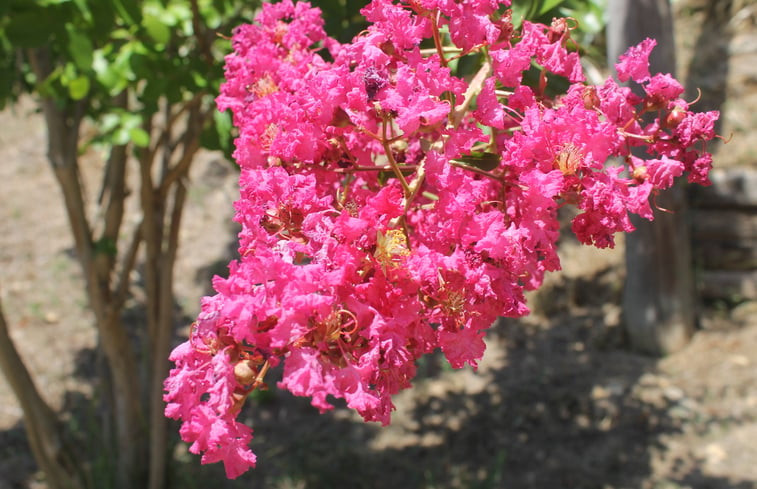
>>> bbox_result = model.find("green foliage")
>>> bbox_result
[309,0,369,43]
[512,0,608,62]
[0,0,260,155]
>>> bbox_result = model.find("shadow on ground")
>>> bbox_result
[164,264,756,489]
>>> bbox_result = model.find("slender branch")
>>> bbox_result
[404,158,426,212]
[160,99,173,182]
[380,115,412,196]
[113,221,143,311]
[189,0,214,65]
[139,121,161,349]
[141,93,201,181]
[451,59,492,127]
[420,47,463,56]
[100,142,127,244]
[430,12,448,67]
[332,164,418,173]
[450,159,503,182]
[0,296,84,489]
[147,181,187,489]
[96,93,130,278]
[158,100,207,198]
[159,133,201,199]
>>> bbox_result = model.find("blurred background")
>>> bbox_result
[0,0,756,488]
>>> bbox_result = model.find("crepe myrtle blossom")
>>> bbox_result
[164,0,719,478]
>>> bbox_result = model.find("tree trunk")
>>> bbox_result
[608,0,695,354]
[28,46,146,488]
[145,100,204,489]
[0,297,84,489]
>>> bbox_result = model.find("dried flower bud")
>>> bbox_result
[234,360,256,386]
[582,86,600,110]
[548,18,569,43]
[632,165,648,181]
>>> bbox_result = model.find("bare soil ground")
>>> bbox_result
[1,2,757,488]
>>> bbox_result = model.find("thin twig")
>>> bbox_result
[451,59,492,127]
[113,222,143,311]
[380,115,412,196]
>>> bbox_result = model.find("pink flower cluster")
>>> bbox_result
[164,0,718,478]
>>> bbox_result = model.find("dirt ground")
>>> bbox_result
[1,1,757,488]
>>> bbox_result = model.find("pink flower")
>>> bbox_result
[644,73,684,101]
[439,326,486,369]
[615,38,656,83]
[491,44,532,87]
[167,0,718,478]
[643,155,685,189]
[475,78,505,128]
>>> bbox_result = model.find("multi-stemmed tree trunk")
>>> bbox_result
[0,299,84,489]
[0,47,210,489]
[608,0,696,354]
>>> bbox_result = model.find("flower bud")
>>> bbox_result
[632,165,648,181]
[582,86,600,110]
[548,18,569,43]
[234,360,256,386]
[664,106,685,128]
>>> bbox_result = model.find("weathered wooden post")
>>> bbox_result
[608,0,695,354]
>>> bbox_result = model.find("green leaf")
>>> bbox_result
[201,108,232,154]
[93,43,137,95]
[67,75,90,99]
[4,9,57,47]
[454,152,501,171]
[214,110,232,147]
[142,13,171,44]
[36,65,64,98]
[112,127,129,145]
[537,0,566,16]
[166,2,193,26]
[139,76,167,110]
[36,0,72,6]
[66,26,94,70]
[71,0,92,23]
[112,0,141,25]
[509,2,530,27]
[89,1,116,40]
[129,127,150,147]
[191,71,208,89]
[99,113,120,134]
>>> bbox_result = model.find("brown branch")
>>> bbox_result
[28,49,94,268]
[158,101,208,198]
[332,164,418,173]
[28,46,144,489]
[141,96,198,174]
[451,59,492,128]
[450,159,504,182]
[139,132,161,350]
[147,180,187,489]
[189,0,214,65]
[380,114,412,196]
[113,221,143,311]
[95,93,130,280]
[430,12,448,67]
[0,295,84,489]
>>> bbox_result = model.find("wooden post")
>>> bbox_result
[608,0,695,354]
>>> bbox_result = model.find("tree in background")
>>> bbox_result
[0,1,254,488]
[607,0,696,354]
